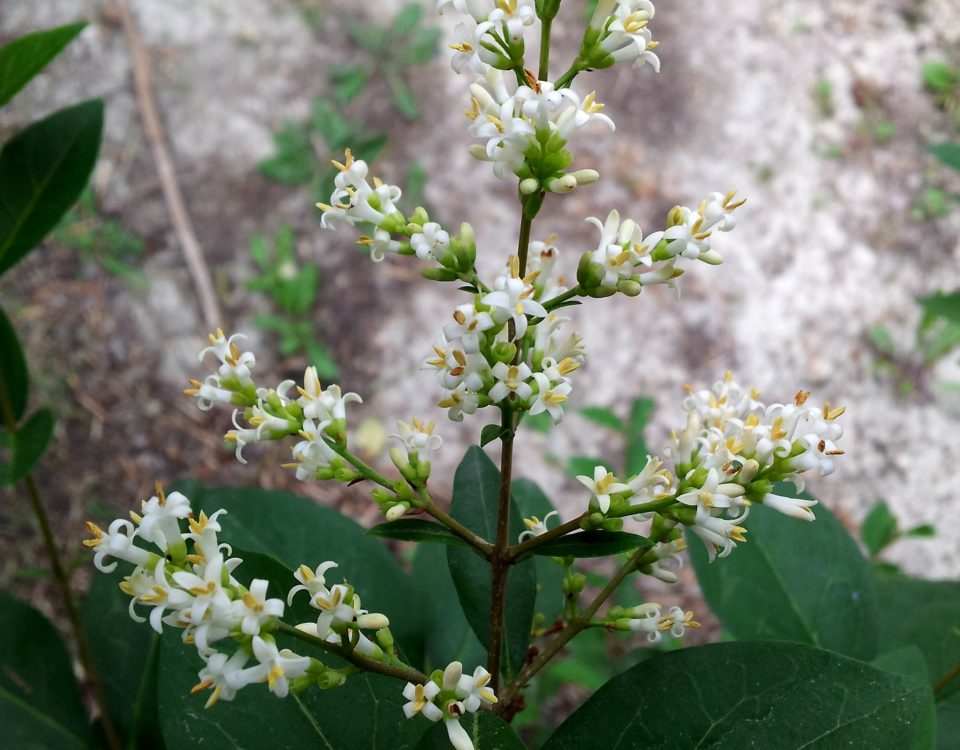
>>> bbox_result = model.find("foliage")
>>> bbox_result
[53,187,146,284]
[247,226,338,380]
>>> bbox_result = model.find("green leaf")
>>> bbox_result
[329,63,371,104]
[400,28,442,65]
[157,549,426,748]
[311,99,353,146]
[415,711,525,749]
[0,23,86,107]
[924,61,958,93]
[368,518,471,548]
[0,589,93,748]
[876,574,960,698]
[867,324,897,357]
[512,479,563,625]
[83,568,164,748]
[930,142,960,173]
[387,70,420,120]
[7,407,54,484]
[446,447,536,679]
[306,341,339,382]
[625,396,654,475]
[579,405,622,431]
[411,544,486,673]
[0,304,27,422]
[0,99,104,276]
[906,523,936,538]
[542,641,934,750]
[259,123,313,184]
[179,484,427,666]
[918,290,960,325]
[862,499,899,556]
[392,4,424,36]
[688,497,879,660]
[626,396,655,435]
[532,530,652,559]
[480,424,507,447]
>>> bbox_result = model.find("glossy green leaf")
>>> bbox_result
[876,574,960,697]
[177,484,427,666]
[918,290,960,325]
[862,499,899,556]
[7,407,54,483]
[531,530,651,559]
[512,479,563,625]
[480,424,507,447]
[688,498,879,660]
[368,518,470,548]
[0,590,93,748]
[542,641,933,750]
[930,142,960,173]
[415,711,525,749]
[0,99,104,276]
[0,304,27,421]
[446,447,536,679]
[0,23,86,107]
[83,568,164,749]
[411,544,486,672]
[579,405,622,431]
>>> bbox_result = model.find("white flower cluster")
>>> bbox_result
[588,0,661,72]
[580,192,745,297]
[424,253,585,424]
[439,0,536,75]
[316,149,404,240]
[184,329,258,411]
[84,488,311,706]
[670,372,845,560]
[402,661,498,750]
[465,69,613,179]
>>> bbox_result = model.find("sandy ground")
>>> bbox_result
[2,0,960,628]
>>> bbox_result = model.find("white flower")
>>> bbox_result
[762,493,817,521]
[122,558,193,633]
[411,222,452,261]
[358,228,402,262]
[627,456,674,507]
[193,649,252,707]
[184,509,230,565]
[689,508,749,562]
[576,466,631,514]
[657,606,700,638]
[626,602,662,642]
[402,681,442,721]
[518,510,559,542]
[224,409,260,464]
[438,383,480,422]
[287,561,339,605]
[296,366,362,423]
[528,372,571,424]
[199,330,256,385]
[443,304,494,353]
[449,22,492,75]
[135,488,192,552]
[601,4,660,72]
[171,554,234,646]
[288,419,338,481]
[84,519,156,573]
[184,374,234,411]
[251,635,310,698]
[700,190,745,232]
[675,468,745,525]
[489,362,533,403]
[482,258,547,340]
[392,418,443,455]
[234,579,285,636]
[317,150,403,231]
[423,336,489,391]
[456,665,499,712]
[444,718,474,750]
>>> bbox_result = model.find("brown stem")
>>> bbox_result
[26,474,123,750]
[423,500,494,559]
[278,622,428,684]
[934,661,960,695]
[498,545,647,711]
[507,513,587,560]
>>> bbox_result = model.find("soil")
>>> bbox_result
[2,0,960,671]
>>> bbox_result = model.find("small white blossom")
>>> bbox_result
[411,222,452,261]
[402,681,442,721]
[528,372,571,424]
[443,304,494,353]
[488,362,533,403]
[576,466,631,514]
[287,561,339,605]
[518,510,559,542]
[234,579,285,636]
[456,665,498,712]
[438,383,480,422]
[392,418,443,455]
[482,257,547,339]
[251,635,310,699]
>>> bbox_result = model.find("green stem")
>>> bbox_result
[325,440,396,489]
[542,285,582,311]
[538,15,553,81]
[277,622,429,684]
[498,544,648,711]
[554,61,584,89]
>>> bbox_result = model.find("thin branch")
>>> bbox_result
[507,513,587,560]
[422,499,494,559]
[934,661,960,696]
[117,0,222,330]
[498,545,647,711]
[277,622,428,684]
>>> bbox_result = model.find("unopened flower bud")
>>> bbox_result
[519,178,540,195]
[357,612,390,630]
[546,175,577,193]
[467,144,487,160]
[570,168,600,186]
[698,249,724,265]
[386,503,409,522]
[618,279,643,297]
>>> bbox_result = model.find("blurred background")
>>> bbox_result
[2,0,960,674]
